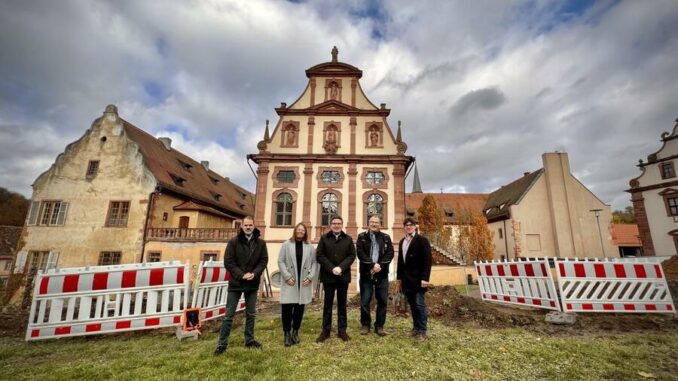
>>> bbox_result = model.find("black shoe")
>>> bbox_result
[316,330,330,343]
[338,332,351,342]
[213,346,226,356]
[284,331,293,347]
[245,340,262,349]
[291,329,300,345]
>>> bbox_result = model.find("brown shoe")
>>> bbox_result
[410,329,417,337]
[360,326,370,335]
[375,327,386,337]
[415,333,427,342]
[316,330,330,343]
[338,332,351,342]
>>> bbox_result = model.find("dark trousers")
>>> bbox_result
[322,282,349,333]
[281,303,306,331]
[404,289,427,333]
[359,276,389,329]
[217,289,257,348]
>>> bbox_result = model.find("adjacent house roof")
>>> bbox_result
[483,169,544,222]
[0,225,21,259]
[610,224,641,247]
[121,120,255,218]
[405,193,489,224]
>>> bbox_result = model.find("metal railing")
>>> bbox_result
[146,228,237,242]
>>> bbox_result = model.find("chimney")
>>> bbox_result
[201,161,209,171]
[159,137,172,151]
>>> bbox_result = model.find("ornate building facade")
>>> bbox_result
[249,48,414,280]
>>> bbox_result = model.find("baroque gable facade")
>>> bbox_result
[628,118,678,256]
[249,48,414,278]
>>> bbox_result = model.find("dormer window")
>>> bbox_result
[209,177,219,186]
[211,192,222,201]
[178,160,193,172]
[443,208,454,218]
[170,173,186,187]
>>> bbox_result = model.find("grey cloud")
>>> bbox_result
[450,87,506,117]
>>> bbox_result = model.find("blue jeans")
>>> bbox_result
[404,290,427,334]
[359,276,389,329]
[217,289,257,348]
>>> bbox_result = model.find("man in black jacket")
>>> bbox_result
[214,216,268,355]
[397,217,432,342]
[356,215,394,336]
[315,215,356,343]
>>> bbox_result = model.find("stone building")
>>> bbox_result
[628,118,678,256]
[248,47,414,283]
[484,152,615,259]
[13,105,253,276]
[0,226,21,287]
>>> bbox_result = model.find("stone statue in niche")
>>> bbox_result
[323,126,338,154]
[329,82,339,100]
[369,130,379,147]
[285,127,296,146]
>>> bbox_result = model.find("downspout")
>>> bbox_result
[140,185,161,263]
[503,218,509,260]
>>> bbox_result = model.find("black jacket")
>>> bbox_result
[316,230,356,284]
[397,234,432,293]
[356,230,394,280]
[223,228,269,291]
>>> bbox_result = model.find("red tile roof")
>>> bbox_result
[121,120,255,218]
[610,224,641,247]
[405,193,489,224]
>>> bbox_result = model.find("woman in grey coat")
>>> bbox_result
[277,222,317,346]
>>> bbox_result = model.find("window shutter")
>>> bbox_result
[27,201,40,225]
[46,251,60,270]
[56,202,69,225]
[14,250,28,273]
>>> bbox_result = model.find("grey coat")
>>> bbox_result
[277,239,317,305]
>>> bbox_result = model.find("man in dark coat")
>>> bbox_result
[356,215,394,336]
[315,215,356,343]
[397,217,432,342]
[214,216,268,355]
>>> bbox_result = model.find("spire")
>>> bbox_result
[264,119,270,141]
[396,120,402,142]
[412,162,422,193]
[331,46,338,62]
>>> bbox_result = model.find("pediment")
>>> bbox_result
[309,100,359,112]
[658,187,678,196]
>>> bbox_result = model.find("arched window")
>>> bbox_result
[321,193,338,226]
[366,193,383,222]
[276,192,293,226]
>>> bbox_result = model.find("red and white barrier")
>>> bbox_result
[557,258,675,313]
[475,259,560,311]
[192,260,245,322]
[26,261,189,341]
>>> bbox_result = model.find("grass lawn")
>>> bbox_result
[1,307,676,381]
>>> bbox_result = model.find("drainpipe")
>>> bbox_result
[140,185,161,263]
[503,219,509,260]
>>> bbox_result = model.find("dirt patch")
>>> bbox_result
[420,285,678,336]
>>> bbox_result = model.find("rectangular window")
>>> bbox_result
[147,252,161,263]
[99,251,122,266]
[86,160,100,177]
[366,171,385,185]
[661,162,676,179]
[38,201,69,226]
[27,200,40,225]
[28,251,50,272]
[4,261,11,271]
[668,197,678,216]
[498,228,503,239]
[320,170,340,184]
[106,201,130,227]
[276,170,296,183]
[202,252,218,262]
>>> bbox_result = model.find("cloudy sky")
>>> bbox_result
[1,0,677,210]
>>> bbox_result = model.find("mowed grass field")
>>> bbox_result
[1,307,677,381]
